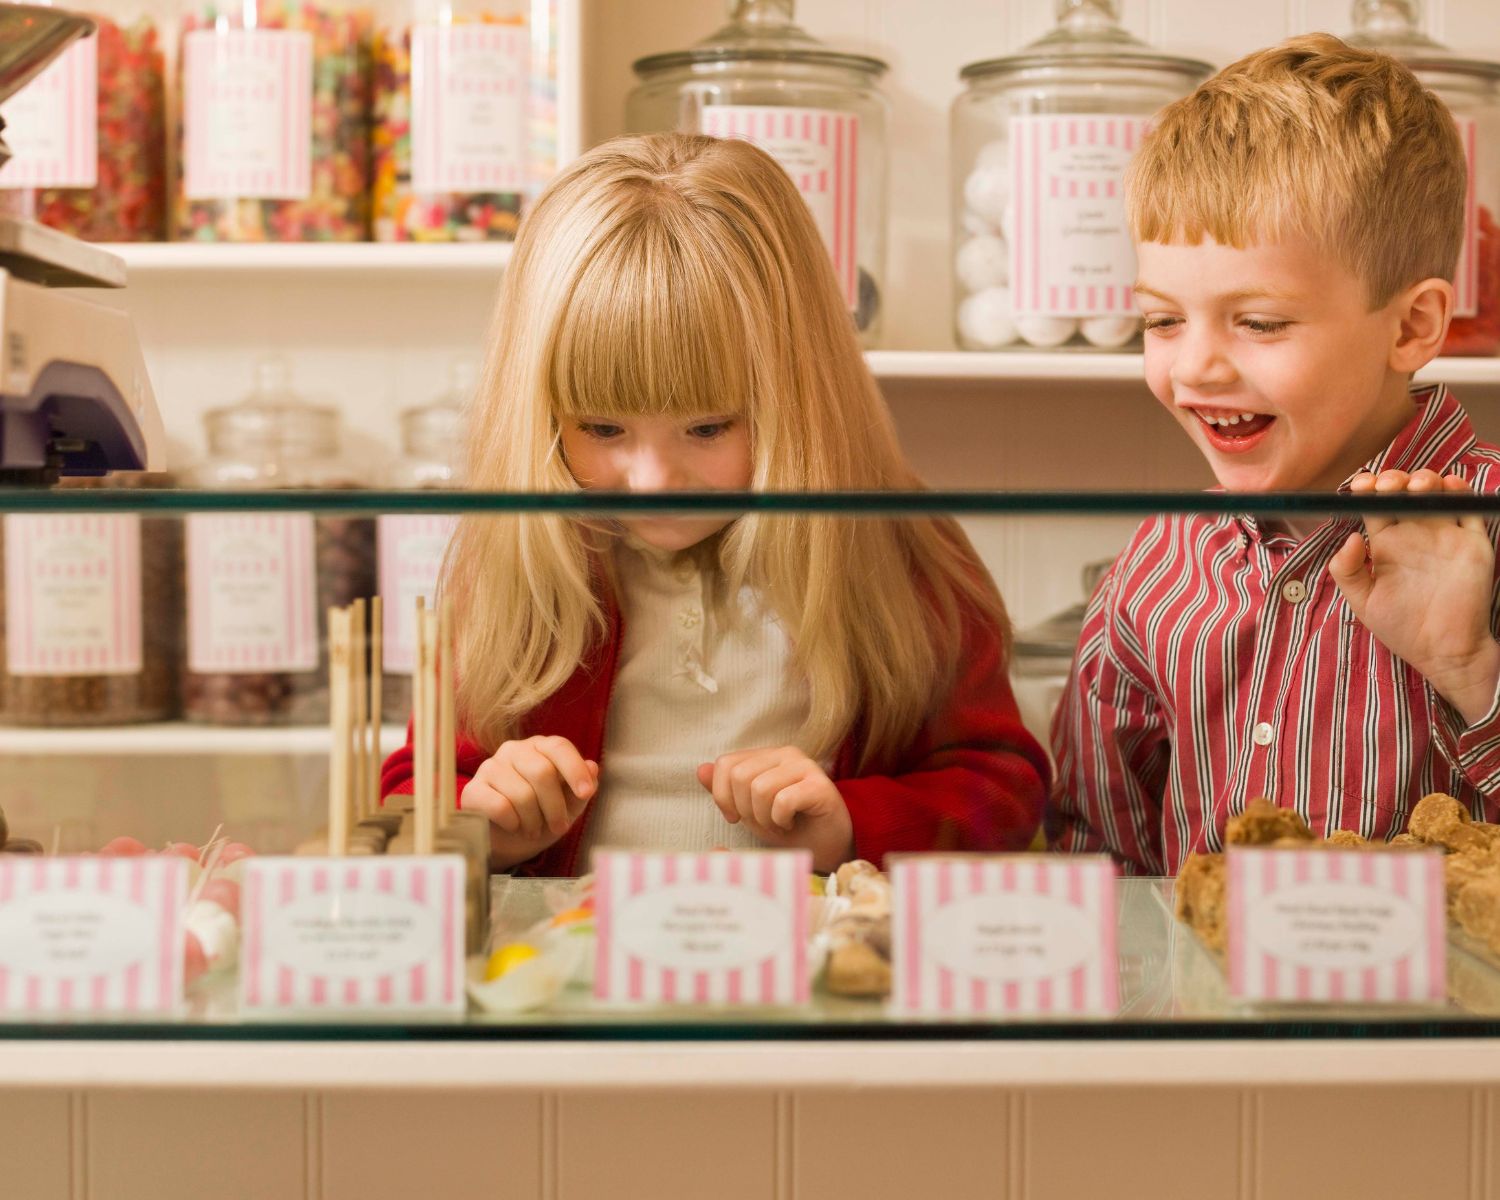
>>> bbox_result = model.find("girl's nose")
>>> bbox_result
[625,447,679,492]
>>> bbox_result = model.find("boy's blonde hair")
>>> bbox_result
[447,132,1007,768]
[1127,33,1466,306]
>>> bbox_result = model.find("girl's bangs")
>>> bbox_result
[547,222,756,424]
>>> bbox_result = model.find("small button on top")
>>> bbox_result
[673,562,695,584]
[1281,579,1308,604]
[678,608,701,629]
[1252,722,1274,747]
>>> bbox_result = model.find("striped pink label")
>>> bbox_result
[4,515,142,676]
[0,856,186,1016]
[1009,114,1147,318]
[1226,848,1446,1005]
[239,856,465,1015]
[410,24,529,194]
[593,850,811,1006]
[0,36,97,190]
[890,855,1118,1017]
[187,514,318,673]
[182,29,313,200]
[1454,116,1479,319]
[700,106,859,309]
[377,515,458,673]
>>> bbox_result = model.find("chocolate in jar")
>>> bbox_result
[0,473,182,726]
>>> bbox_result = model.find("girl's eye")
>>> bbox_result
[578,422,624,440]
[1142,316,1180,333]
[1241,318,1292,335]
[687,420,732,441]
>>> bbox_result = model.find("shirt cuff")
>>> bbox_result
[1438,672,1500,794]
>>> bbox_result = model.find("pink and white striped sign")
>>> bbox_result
[187,514,318,674]
[0,35,97,190]
[1454,116,1479,319]
[377,515,458,673]
[411,23,529,195]
[593,850,811,1007]
[240,857,465,1016]
[1009,114,1147,318]
[1226,848,1446,1006]
[700,105,860,309]
[891,855,1118,1017]
[0,856,186,1018]
[182,29,313,200]
[4,514,142,676]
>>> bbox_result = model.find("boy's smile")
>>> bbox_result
[1134,236,1425,493]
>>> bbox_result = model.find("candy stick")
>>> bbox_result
[439,596,455,831]
[369,594,384,817]
[351,598,368,821]
[413,599,435,855]
[329,607,352,858]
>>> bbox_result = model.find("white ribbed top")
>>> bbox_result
[576,539,814,868]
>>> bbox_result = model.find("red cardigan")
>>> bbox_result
[380,597,1050,875]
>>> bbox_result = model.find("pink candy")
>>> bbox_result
[100,836,148,857]
[199,878,241,921]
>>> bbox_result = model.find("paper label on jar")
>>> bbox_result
[1009,115,1146,318]
[410,24,529,195]
[0,36,98,190]
[378,515,457,674]
[4,515,142,676]
[700,106,859,309]
[1226,848,1446,1005]
[182,30,313,201]
[187,514,318,673]
[1455,117,1479,319]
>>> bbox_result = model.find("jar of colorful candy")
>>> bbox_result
[950,0,1210,352]
[373,0,550,242]
[1347,0,1500,356]
[627,0,889,346]
[174,0,373,242]
[0,3,167,240]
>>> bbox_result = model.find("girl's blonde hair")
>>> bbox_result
[447,132,1007,770]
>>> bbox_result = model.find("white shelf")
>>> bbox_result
[107,242,513,276]
[0,723,406,757]
[866,351,1500,386]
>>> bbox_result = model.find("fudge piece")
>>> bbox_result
[1453,875,1500,960]
[1408,793,1498,854]
[825,911,892,997]
[1225,798,1314,847]
[1175,852,1227,952]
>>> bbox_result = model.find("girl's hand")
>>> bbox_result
[696,747,854,872]
[1330,469,1500,725]
[461,736,599,871]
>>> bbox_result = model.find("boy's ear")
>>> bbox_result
[1389,277,1454,373]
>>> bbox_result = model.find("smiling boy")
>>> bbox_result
[1049,34,1500,874]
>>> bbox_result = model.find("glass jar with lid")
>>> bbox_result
[1346,0,1500,356]
[628,0,888,345]
[379,363,468,722]
[174,0,372,242]
[950,0,1211,352]
[0,0,168,240]
[372,0,548,242]
[184,360,375,725]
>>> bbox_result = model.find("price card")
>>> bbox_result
[240,857,465,1016]
[1226,848,1446,1005]
[593,850,811,1006]
[890,855,1119,1017]
[0,856,186,1018]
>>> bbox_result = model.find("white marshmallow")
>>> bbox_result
[1080,316,1141,349]
[961,209,998,238]
[1000,202,1015,245]
[963,165,1010,227]
[957,287,1019,349]
[185,900,240,972]
[1015,315,1079,348]
[955,234,1009,293]
[975,138,1010,169]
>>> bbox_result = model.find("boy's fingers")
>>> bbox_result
[1328,531,1373,612]
[1444,473,1488,535]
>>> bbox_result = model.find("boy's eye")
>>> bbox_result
[578,422,624,440]
[687,420,733,441]
[1241,317,1292,335]
[1142,316,1180,333]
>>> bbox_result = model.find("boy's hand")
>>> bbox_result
[697,746,854,872]
[460,735,600,871]
[1329,468,1500,724]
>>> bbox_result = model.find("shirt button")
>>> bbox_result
[674,562,695,584]
[678,608,701,629]
[1281,579,1308,604]
[1252,722,1274,747]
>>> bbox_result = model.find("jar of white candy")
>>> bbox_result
[950,0,1210,352]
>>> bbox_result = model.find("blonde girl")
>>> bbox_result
[382,132,1049,874]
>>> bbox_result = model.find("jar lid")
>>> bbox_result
[959,0,1212,86]
[1346,0,1500,81]
[634,0,886,81]
[400,401,464,458]
[204,359,342,459]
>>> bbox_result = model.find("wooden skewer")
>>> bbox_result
[328,607,352,857]
[351,598,368,822]
[369,594,384,817]
[439,596,455,831]
[414,599,435,855]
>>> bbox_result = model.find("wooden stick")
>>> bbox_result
[369,594,384,818]
[351,598,367,821]
[415,604,437,855]
[329,607,352,857]
[439,596,455,830]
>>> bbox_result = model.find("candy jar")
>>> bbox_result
[184,361,374,725]
[628,0,888,345]
[950,0,1211,352]
[1346,0,1500,356]
[175,0,373,242]
[373,0,553,242]
[0,0,167,240]
[379,364,468,722]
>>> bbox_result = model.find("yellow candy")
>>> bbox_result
[484,943,539,981]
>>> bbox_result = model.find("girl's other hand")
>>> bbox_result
[462,736,599,870]
[696,747,855,872]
